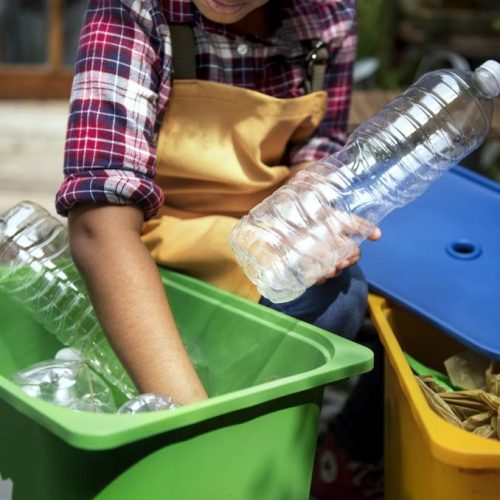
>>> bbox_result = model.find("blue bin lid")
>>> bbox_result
[360,165,500,359]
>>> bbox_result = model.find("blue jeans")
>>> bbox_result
[259,264,384,463]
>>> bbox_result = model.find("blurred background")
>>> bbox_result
[0,0,86,216]
[354,0,500,181]
[0,0,499,218]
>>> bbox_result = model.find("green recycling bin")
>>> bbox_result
[0,268,372,500]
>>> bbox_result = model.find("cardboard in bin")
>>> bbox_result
[0,268,372,500]
[361,166,500,359]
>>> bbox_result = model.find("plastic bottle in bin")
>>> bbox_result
[230,60,500,303]
[0,201,137,398]
[11,358,117,413]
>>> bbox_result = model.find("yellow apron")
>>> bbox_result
[141,79,327,301]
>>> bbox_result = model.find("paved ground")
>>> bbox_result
[0,100,68,217]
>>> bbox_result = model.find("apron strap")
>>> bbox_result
[169,23,328,92]
[304,40,329,93]
[169,23,197,79]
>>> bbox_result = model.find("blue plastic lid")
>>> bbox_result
[360,166,500,359]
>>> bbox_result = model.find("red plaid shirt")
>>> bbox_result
[56,0,357,220]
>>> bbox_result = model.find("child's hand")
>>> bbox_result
[316,225,381,285]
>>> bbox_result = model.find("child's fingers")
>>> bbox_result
[367,226,382,241]
[313,215,380,286]
[315,247,362,285]
[327,211,379,241]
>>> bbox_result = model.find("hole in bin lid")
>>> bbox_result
[445,239,482,260]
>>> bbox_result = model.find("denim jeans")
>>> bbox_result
[259,264,384,463]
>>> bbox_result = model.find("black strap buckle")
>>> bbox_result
[305,40,328,93]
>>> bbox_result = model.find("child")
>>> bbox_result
[56,0,382,497]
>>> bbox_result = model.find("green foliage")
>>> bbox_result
[356,0,387,61]
[356,0,500,90]
[356,0,408,89]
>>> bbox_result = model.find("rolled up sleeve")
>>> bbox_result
[56,0,169,220]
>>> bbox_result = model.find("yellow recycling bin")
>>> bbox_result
[369,294,500,500]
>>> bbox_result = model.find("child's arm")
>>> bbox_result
[55,2,206,403]
[68,204,207,405]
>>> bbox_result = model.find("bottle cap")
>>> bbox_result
[476,60,500,98]
[55,347,83,361]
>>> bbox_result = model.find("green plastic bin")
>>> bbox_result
[0,268,372,500]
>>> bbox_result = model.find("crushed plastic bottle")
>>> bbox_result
[11,359,116,413]
[230,60,500,303]
[117,393,180,414]
[0,201,137,398]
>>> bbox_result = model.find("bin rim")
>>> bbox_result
[369,293,500,470]
[0,271,373,451]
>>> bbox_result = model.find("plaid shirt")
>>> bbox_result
[56,0,357,220]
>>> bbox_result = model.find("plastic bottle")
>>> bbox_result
[0,201,137,398]
[117,393,180,414]
[229,60,500,303]
[11,359,117,413]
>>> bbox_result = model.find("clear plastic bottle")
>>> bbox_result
[117,393,180,414]
[230,60,500,303]
[0,201,137,398]
[11,359,117,413]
